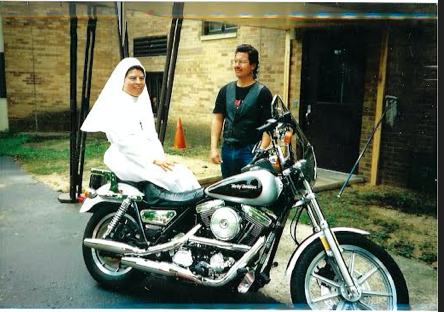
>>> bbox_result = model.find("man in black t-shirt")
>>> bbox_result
[211,44,273,178]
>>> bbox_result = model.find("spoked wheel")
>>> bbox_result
[291,233,409,310]
[82,206,144,288]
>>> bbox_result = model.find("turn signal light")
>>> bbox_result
[85,188,97,199]
[284,132,292,144]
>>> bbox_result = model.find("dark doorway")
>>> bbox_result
[146,72,163,117]
[299,27,367,173]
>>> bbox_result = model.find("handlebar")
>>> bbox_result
[257,118,278,133]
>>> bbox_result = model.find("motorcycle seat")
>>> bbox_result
[142,182,205,208]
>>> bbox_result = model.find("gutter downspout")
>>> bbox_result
[0,13,9,131]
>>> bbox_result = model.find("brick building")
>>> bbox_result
[0,2,437,191]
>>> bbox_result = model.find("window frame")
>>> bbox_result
[133,35,168,57]
[202,21,237,36]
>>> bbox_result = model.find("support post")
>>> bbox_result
[116,2,129,59]
[370,28,389,185]
[59,3,78,203]
[156,2,184,144]
[0,13,9,132]
[77,6,97,198]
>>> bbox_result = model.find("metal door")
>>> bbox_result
[300,28,367,172]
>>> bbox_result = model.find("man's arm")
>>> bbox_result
[258,86,273,150]
[260,132,271,149]
[210,113,224,164]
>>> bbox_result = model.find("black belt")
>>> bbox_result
[224,141,255,148]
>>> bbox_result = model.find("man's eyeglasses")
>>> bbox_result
[231,59,250,66]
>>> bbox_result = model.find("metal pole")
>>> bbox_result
[159,17,183,143]
[116,2,129,59]
[77,6,97,198]
[156,2,184,143]
[59,2,78,203]
[156,19,176,137]
[115,2,124,59]
[337,96,397,197]
[0,13,9,131]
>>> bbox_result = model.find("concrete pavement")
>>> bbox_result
[0,156,437,310]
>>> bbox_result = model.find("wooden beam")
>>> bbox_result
[370,28,389,185]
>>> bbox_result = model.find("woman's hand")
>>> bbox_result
[153,159,174,171]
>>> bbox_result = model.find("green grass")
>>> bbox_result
[0,132,110,175]
[0,131,210,174]
[296,185,437,266]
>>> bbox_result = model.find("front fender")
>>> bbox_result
[79,182,144,213]
[285,227,370,280]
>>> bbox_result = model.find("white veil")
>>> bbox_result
[81,57,155,135]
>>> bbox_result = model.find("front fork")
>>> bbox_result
[302,180,361,301]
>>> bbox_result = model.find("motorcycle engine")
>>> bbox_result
[196,199,274,245]
[210,207,241,241]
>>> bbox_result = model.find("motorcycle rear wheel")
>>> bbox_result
[290,232,409,310]
[82,206,144,288]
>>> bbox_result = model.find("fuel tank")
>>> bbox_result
[205,170,283,206]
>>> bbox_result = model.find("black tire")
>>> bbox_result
[290,232,409,310]
[82,205,144,288]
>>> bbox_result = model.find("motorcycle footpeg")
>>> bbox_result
[236,267,248,275]
[237,271,255,294]
[256,272,271,286]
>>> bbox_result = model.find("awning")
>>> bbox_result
[1,2,437,29]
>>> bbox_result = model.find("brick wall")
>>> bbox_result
[126,12,288,144]
[2,3,120,131]
[3,3,436,191]
[357,24,436,191]
[3,5,289,140]
[379,23,437,191]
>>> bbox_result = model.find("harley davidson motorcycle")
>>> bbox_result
[80,95,409,310]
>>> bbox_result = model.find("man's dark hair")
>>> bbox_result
[235,44,259,79]
[126,65,145,78]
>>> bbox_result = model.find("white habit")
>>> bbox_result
[81,58,200,192]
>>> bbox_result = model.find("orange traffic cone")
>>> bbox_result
[173,118,187,149]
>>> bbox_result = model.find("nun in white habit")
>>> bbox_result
[81,57,201,192]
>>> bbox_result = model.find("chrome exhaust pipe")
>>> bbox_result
[83,239,145,254]
[188,236,251,252]
[121,236,265,287]
[83,224,202,256]
[83,223,253,256]
[120,257,202,284]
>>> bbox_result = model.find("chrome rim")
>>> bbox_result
[91,212,137,277]
[304,245,397,310]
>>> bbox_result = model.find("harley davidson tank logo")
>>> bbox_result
[231,184,258,190]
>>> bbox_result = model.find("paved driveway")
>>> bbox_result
[0,156,437,310]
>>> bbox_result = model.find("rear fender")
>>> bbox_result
[285,227,370,280]
[79,182,144,213]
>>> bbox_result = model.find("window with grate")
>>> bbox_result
[203,22,237,35]
[134,36,168,57]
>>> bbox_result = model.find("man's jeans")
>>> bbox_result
[221,143,255,178]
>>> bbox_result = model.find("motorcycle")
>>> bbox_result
[80,95,409,310]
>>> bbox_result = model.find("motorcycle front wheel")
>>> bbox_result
[290,232,409,310]
[82,205,144,288]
